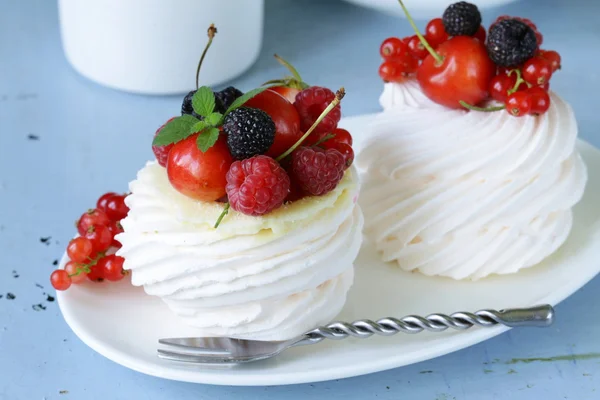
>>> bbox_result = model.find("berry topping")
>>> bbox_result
[380,37,410,59]
[64,261,87,284]
[290,147,346,196]
[506,91,532,117]
[104,194,129,221]
[167,133,233,202]
[107,220,124,249]
[425,18,449,48]
[50,270,71,291]
[77,208,110,236]
[489,73,516,103]
[98,255,127,282]
[215,86,243,111]
[487,19,537,67]
[538,50,561,72]
[442,2,482,37]
[474,25,487,42]
[528,86,551,115]
[223,107,276,160]
[322,141,354,169]
[294,86,342,135]
[96,192,118,212]
[225,155,290,216]
[181,90,216,119]
[84,224,113,254]
[67,237,94,263]
[522,57,553,86]
[152,118,176,167]
[407,35,429,60]
[379,57,418,82]
[87,262,105,282]
[264,54,309,103]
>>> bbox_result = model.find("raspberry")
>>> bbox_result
[223,107,276,160]
[487,19,537,67]
[290,147,345,196]
[215,86,243,111]
[293,87,341,135]
[152,117,176,167]
[226,155,290,216]
[442,2,482,37]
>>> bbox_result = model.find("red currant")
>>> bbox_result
[380,37,409,59]
[104,194,129,221]
[527,86,551,115]
[474,25,486,42]
[67,237,94,263]
[538,50,561,72]
[98,255,127,282]
[523,57,553,86]
[331,128,353,146]
[425,18,448,48]
[107,220,124,249]
[77,208,110,236]
[84,224,113,254]
[407,35,429,60]
[96,192,118,212]
[506,91,532,117]
[50,270,71,291]
[87,261,105,282]
[64,261,87,284]
[538,82,550,91]
[489,74,516,103]
[535,31,543,47]
[321,141,354,169]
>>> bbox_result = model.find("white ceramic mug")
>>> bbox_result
[58,0,264,94]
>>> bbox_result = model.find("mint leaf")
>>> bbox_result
[152,115,199,146]
[192,86,215,117]
[189,120,209,135]
[196,127,220,152]
[225,87,269,115]
[205,112,223,126]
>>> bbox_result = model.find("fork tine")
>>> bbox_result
[158,338,230,355]
[157,349,240,364]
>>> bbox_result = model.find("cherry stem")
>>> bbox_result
[276,88,346,162]
[397,0,443,64]
[507,69,526,95]
[214,202,230,229]
[274,54,303,83]
[460,100,506,112]
[196,24,217,89]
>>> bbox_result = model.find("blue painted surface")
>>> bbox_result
[1,0,599,398]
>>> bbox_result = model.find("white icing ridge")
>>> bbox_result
[117,162,363,340]
[358,80,587,280]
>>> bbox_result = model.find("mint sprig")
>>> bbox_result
[224,87,269,116]
[192,86,216,117]
[152,114,200,146]
[197,127,220,152]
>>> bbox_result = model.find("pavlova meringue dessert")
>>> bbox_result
[359,2,587,280]
[117,40,362,340]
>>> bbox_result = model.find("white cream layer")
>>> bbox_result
[357,80,587,280]
[117,162,363,340]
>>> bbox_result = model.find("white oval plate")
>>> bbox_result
[57,114,600,386]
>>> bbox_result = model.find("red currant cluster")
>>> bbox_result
[378,1,561,117]
[50,193,129,291]
[152,29,355,226]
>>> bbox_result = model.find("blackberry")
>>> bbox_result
[215,86,243,112]
[180,89,227,118]
[487,19,537,67]
[223,107,275,160]
[442,2,481,36]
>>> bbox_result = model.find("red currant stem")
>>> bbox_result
[460,100,506,112]
[276,88,346,162]
[507,68,526,95]
[397,0,443,64]
[274,54,303,83]
[314,133,336,147]
[213,202,230,229]
[195,24,218,90]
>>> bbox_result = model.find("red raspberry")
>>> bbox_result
[293,87,341,135]
[226,155,290,216]
[290,147,345,196]
[152,117,176,167]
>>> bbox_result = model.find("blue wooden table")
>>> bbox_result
[1,0,599,398]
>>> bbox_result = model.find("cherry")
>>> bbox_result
[107,220,124,249]
[474,25,487,42]
[522,57,553,86]
[425,18,449,48]
[489,74,516,103]
[245,89,302,158]
[50,270,71,291]
[528,86,551,115]
[98,255,127,282]
[538,50,561,72]
[380,37,410,59]
[269,86,301,103]
[64,261,87,284]
[407,35,428,60]
[96,192,118,212]
[84,224,113,254]
[104,194,129,221]
[167,133,233,202]
[77,208,110,236]
[67,237,94,263]
[506,91,532,117]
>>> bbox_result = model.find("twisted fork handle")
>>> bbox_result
[302,305,553,344]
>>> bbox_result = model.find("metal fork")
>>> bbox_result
[157,304,554,365]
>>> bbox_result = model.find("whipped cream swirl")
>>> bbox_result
[117,162,363,340]
[358,80,587,280]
